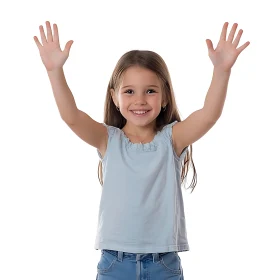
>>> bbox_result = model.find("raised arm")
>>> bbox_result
[34,21,77,122]
[172,22,250,153]
[34,21,107,150]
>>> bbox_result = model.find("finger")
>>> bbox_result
[237,41,250,54]
[53,23,60,44]
[220,22,229,41]
[39,25,47,44]
[227,23,238,42]
[33,36,43,50]
[63,40,74,55]
[206,39,214,53]
[232,29,243,47]
[46,21,53,42]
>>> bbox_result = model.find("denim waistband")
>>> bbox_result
[102,249,174,280]
[103,249,171,260]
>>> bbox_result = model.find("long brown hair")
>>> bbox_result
[98,50,197,193]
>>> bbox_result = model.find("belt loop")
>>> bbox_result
[117,251,124,262]
[152,253,159,263]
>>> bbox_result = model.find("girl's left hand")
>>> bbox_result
[206,22,250,72]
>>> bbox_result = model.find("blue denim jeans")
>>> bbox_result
[96,249,184,280]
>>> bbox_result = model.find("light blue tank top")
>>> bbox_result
[94,120,190,253]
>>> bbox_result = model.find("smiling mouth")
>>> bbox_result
[130,110,151,116]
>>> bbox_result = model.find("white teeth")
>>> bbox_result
[132,111,148,114]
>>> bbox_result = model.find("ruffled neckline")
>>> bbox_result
[118,128,160,151]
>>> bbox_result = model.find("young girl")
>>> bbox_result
[34,21,250,280]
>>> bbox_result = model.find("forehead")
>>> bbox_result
[120,66,160,86]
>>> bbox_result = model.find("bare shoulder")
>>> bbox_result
[172,109,217,158]
[65,110,108,154]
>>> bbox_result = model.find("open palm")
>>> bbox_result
[206,22,250,71]
[34,21,74,71]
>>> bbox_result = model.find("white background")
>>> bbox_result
[1,0,279,279]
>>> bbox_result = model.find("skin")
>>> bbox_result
[110,66,167,139]
[205,22,250,72]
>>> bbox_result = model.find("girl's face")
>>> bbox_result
[111,66,166,130]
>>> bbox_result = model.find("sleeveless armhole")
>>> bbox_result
[96,123,116,161]
[163,120,189,162]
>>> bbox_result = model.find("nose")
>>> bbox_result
[134,100,147,106]
[133,94,147,105]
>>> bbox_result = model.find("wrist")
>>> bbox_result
[47,67,65,79]
[213,66,231,74]
[47,67,64,74]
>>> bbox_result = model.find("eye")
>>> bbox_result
[124,89,156,94]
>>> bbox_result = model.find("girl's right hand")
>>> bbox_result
[34,21,74,71]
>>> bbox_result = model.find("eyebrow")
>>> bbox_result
[121,85,159,89]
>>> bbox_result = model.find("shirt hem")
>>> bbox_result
[94,242,190,253]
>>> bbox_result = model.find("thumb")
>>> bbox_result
[206,39,214,54]
[63,40,74,55]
